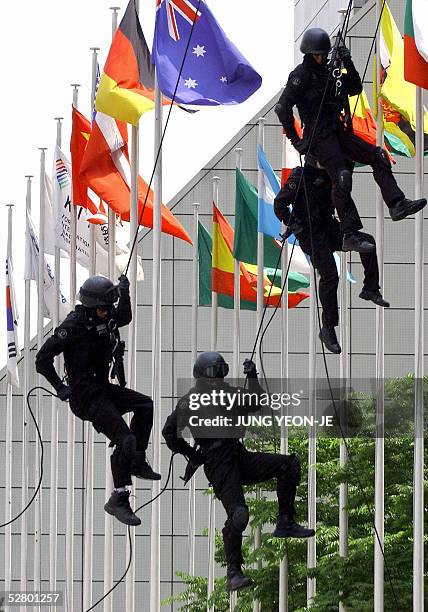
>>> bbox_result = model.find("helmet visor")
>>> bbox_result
[204,362,229,379]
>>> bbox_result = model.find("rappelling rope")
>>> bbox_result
[254,0,400,608]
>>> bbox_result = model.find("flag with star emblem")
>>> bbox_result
[70,105,96,209]
[153,0,262,105]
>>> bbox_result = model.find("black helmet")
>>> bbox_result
[193,352,229,379]
[78,275,120,308]
[300,28,331,55]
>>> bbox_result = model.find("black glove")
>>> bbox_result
[187,447,205,466]
[293,139,308,155]
[337,45,351,62]
[55,383,71,402]
[243,359,258,378]
[118,274,130,297]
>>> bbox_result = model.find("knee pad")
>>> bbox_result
[337,169,352,195]
[282,453,301,486]
[225,505,249,535]
[374,146,391,170]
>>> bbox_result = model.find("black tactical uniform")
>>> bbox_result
[36,275,159,526]
[274,163,389,353]
[275,28,426,247]
[162,352,314,592]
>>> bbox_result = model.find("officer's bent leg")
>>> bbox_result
[313,249,339,328]
[312,135,363,234]
[90,396,134,488]
[358,233,380,292]
[240,450,301,519]
[204,460,248,567]
[107,385,154,452]
[339,131,404,207]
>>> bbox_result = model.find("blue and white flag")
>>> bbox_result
[257,145,282,240]
[153,0,262,105]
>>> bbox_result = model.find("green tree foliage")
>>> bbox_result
[164,376,428,611]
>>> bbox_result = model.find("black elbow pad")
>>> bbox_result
[274,103,284,118]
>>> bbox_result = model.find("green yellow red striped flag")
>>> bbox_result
[212,204,309,309]
[95,0,155,125]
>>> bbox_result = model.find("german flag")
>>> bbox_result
[95,0,156,126]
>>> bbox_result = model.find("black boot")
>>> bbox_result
[131,452,161,480]
[342,232,376,253]
[389,197,427,221]
[104,490,141,526]
[226,564,253,592]
[359,288,390,308]
[319,326,341,354]
[273,514,315,538]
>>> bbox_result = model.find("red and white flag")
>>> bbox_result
[79,109,191,243]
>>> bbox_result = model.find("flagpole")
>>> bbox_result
[149,65,163,612]
[108,7,120,281]
[66,84,79,612]
[254,117,266,612]
[70,84,80,305]
[208,177,220,612]
[413,85,424,612]
[374,1,385,608]
[189,202,200,576]
[233,148,243,380]
[49,117,63,594]
[278,182,289,612]
[21,175,33,612]
[211,177,220,351]
[337,9,349,611]
[307,263,317,607]
[5,203,14,596]
[35,147,47,603]
[103,11,120,611]
[82,48,100,612]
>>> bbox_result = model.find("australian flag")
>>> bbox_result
[153,0,262,105]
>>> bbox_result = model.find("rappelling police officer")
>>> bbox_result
[162,352,315,593]
[36,274,160,527]
[274,159,390,354]
[275,27,427,252]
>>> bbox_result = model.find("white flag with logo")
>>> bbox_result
[25,210,70,321]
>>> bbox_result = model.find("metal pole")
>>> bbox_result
[66,84,79,612]
[35,148,47,604]
[233,148,243,380]
[189,202,200,575]
[211,177,220,351]
[5,204,14,596]
[21,176,33,612]
[108,7,120,281]
[413,85,424,611]
[337,9,349,611]
[70,84,80,307]
[49,117,63,593]
[149,70,163,612]
[307,264,317,607]
[254,118,266,612]
[103,12,120,612]
[89,47,100,278]
[207,177,220,612]
[374,1,384,608]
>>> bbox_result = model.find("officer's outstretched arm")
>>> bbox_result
[162,401,196,459]
[275,72,304,145]
[340,52,363,96]
[115,292,132,327]
[35,333,66,392]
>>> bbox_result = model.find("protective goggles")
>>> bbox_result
[203,362,229,379]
